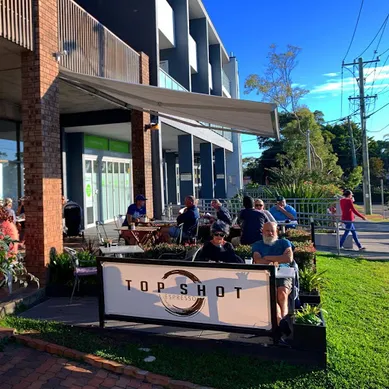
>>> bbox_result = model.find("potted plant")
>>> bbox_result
[298,268,326,305]
[0,235,39,292]
[292,304,327,354]
[235,245,252,262]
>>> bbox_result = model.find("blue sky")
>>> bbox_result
[203,0,389,157]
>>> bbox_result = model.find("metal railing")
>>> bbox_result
[164,197,338,228]
[159,67,187,91]
[0,0,33,50]
[222,69,231,95]
[58,0,140,83]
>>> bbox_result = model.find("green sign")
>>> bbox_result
[86,184,92,197]
[110,140,129,153]
[84,135,109,150]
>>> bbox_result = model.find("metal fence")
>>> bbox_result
[164,197,338,228]
[0,0,33,50]
[58,0,140,83]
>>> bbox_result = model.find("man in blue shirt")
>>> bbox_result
[211,199,232,225]
[122,195,147,226]
[239,196,268,245]
[252,222,294,324]
[169,195,200,240]
[269,196,297,223]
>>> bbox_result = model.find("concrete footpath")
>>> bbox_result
[317,221,389,261]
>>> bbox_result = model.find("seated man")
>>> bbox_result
[122,195,147,226]
[269,196,297,224]
[169,195,200,240]
[209,199,232,226]
[239,196,268,245]
[252,222,293,324]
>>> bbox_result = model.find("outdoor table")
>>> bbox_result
[99,245,144,256]
[16,217,25,223]
[117,226,160,246]
[277,220,298,234]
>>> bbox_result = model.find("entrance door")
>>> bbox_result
[84,156,98,228]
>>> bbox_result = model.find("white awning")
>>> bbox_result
[60,68,279,139]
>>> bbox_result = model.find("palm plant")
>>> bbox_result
[299,268,327,294]
[295,304,326,326]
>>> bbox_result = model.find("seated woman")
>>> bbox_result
[195,221,243,263]
[0,207,19,254]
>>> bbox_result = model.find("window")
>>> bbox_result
[0,120,23,202]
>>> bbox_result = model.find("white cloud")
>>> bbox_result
[311,65,389,95]
[323,72,338,77]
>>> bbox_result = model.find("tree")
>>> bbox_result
[245,44,323,169]
[344,166,363,190]
[323,120,362,175]
[369,157,385,186]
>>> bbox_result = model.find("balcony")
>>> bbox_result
[58,0,140,84]
[159,67,187,91]
[189,34,198,74]
[208,63,213,90]
[157,0,175,50]
[0,0,33,50]
[222,69,231,97]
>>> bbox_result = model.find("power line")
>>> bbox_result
[365,101,389,119]
[356,14,389,58]
[368,123,389,133]
[378,46,389,57]
[343,0,365,61]
[241,138,258,143]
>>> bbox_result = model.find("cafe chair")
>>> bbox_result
[114,215,126,244]
[174,223,184,244]
[96,221,119,247]
[184,221,200,244]
[159,246,202,261]
[64,247,97,304]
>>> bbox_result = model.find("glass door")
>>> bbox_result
[84,157,98,227]
[107,162,113,220]
[101,161,108,221]
[113,162,119,218]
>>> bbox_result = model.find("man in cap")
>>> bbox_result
[269,196,297,223]
[122,195,147,226]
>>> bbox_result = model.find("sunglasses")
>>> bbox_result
[213,232,225,237]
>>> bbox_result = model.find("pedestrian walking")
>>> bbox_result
[340,190,366,250]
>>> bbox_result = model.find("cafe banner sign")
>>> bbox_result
[97,258,278,336]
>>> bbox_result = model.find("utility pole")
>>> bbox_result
[344,57,379,215]
[358,57,372,215]
[307,130,312,171]
[347,116,357,168]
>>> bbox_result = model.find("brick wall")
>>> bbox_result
[21,0,63,284]
[131,52,154,217]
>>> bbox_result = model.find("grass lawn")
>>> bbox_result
[2,254,389,388]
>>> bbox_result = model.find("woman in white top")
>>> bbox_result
[254,199,276,223]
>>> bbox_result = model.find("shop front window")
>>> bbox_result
[0,120,22,203]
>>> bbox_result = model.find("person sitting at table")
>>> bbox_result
[0,207,19,254]
[254,199,276,222]
[3,198,16,224]
[238,196,268,245]
[169,195,199,240]
[208,199,232,226]
[122,195,147,227]
[252,222,293,324]
[269,196,297,225]
[195,221,243,263]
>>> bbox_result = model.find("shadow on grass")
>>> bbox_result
[5,317,327,389]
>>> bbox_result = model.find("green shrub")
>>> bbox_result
[285,228,311,243]
[295,304,326,326]
[293,241,316,271]
[48,252,73,285]
[299,268,327,293]
[235,245,252,259]
[137,243,202,259]
[48,250,97,285]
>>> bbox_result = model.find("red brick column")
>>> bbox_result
[21,0,63,284]
[131,52,154,217]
